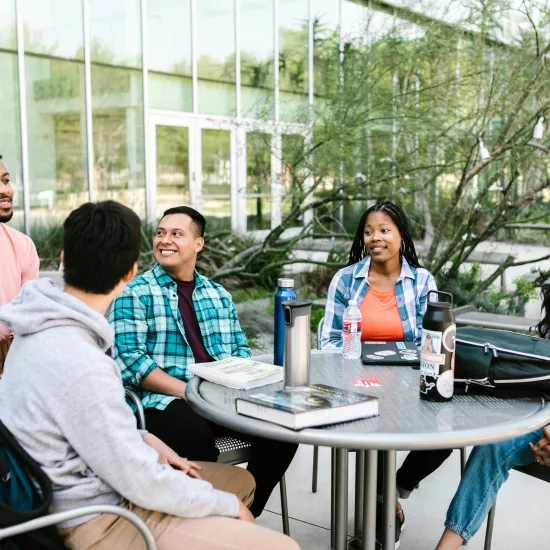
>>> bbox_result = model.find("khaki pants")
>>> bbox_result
[61,462,299,550]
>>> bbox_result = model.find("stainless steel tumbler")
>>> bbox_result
[282,300,312,387]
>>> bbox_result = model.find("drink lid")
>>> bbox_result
[349,299,357,306]
[427,301,452,311]
[278,278,294,288]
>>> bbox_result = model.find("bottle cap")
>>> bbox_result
[349,299,357,306]
[278,278,294,288]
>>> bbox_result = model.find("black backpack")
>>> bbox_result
[455,327,550,395]
[0,419,66,550]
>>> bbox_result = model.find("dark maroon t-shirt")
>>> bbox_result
[174,278,214,364]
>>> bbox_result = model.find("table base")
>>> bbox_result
[332,449,397,550]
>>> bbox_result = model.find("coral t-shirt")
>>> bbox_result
[359,287,404,342]
[0,223,40,307]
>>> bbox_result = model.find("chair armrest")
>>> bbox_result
[0,505,157,550]
[125,388,147,430]
[317,316,325,350]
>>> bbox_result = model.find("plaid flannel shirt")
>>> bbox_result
[110,263,251,411]
[320,256,437,349]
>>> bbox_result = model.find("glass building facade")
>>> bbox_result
[1,0,514,235]
[3,0,333,234]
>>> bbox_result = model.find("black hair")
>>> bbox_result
[63,201,141,294]
[347,201,421,267]
[537,284,550,339]
[161,206,206,238]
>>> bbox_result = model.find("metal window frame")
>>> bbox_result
[82,0,95,203]
[14,0,30,235]
[141,0,151,221]
[303,0,315,228]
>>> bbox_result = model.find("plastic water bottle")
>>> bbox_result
[342,299,362,359]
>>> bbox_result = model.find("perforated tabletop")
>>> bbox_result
[186,350,550,450]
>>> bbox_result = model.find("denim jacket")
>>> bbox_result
[320,256,437,349]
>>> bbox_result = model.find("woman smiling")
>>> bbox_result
[321,201,451,548]
[321,201,436,348]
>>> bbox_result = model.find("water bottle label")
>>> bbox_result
[442,325,456,352]
[420,328,444,377]
[343,320,361,334]
[436,370,454,398]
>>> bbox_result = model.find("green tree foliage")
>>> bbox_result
[267,0,550,296]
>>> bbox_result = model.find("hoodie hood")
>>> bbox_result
[0,279,113,351]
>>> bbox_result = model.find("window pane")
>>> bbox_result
[0,51,23,231]
[313,0,339,98]
[279,0,308,122]
[241,1,274,119]
[246,132,271,231]
[90,0,142,68]
[155,125,190,219]
[147,0,192,112]
[281,134,305,227]
[201,129,231,228]
[197,1,235,116]
[342,0,369,44]
[25,57,88,224]
[148,0,191,76]
[148,72,192,112]
[0,0,16,50]
[24,0,84,60]
[23,1,87,226]
[92,66,145,217]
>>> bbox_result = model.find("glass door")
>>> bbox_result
[154,124,191,219]
[149,113,236,228]
[200,129,232,230]
[246,132,272,231]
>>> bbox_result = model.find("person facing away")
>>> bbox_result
[110,205,298,518]
[0,200,298,550]
[320,201,449,548]
[0,155,39,373]
[435,284,550,550]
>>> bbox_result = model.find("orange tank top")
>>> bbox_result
[359,287,404,342]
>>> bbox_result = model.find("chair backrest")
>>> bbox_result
[124,389,146,430]
[317,316,325,350]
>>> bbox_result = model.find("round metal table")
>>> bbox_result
[186,350,550,550]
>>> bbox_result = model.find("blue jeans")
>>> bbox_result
[445,429,542,541]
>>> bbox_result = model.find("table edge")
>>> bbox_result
[186,377,550,450]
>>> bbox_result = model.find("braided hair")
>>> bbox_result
[537,284,550,339]
[347,201,421,267]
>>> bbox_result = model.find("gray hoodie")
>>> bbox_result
[0,279,239,527]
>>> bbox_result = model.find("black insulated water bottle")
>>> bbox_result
[419,291,456,402]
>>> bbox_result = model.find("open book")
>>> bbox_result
[188,357,284,390]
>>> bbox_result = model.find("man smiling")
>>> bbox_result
[0,155,39,372]
[110,206,297,518]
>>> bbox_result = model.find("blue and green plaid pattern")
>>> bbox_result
[320,256,437,349]
[110,263,251,411]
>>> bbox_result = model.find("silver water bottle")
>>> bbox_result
[282,300,312,387]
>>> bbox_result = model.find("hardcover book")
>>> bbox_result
[235,384,378,429]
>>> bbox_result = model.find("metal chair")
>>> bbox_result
[483,462,550,550]
[124,389,291,535]
[0,505,157,550]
